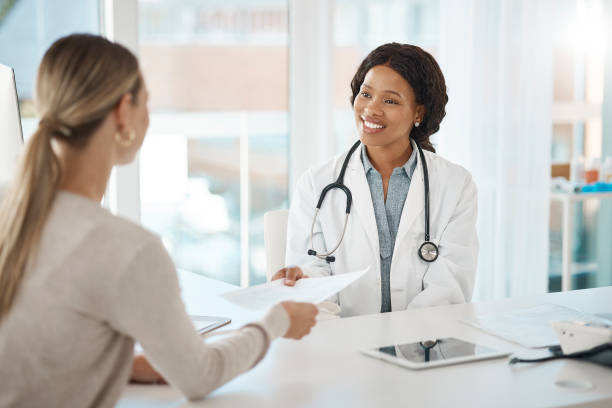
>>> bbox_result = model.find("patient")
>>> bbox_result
[0,34,317,407]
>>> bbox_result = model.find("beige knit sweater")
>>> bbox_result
[0,191,289,407]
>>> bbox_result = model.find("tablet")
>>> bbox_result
[361,337,511,370]
[190,315,231,335]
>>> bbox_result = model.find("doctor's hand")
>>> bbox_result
[280,301,318,339]
[271,266,309,286]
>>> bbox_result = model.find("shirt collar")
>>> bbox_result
[361,145,375,173]
[361,143,418,179]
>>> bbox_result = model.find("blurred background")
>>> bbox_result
[1,0,611,300]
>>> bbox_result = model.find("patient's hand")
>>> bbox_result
[130,355,167,384]
[280,301,318,339]
[271,266,309,286]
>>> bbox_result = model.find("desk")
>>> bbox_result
[119,273,612,408]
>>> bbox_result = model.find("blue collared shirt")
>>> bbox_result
[361,145,417,313]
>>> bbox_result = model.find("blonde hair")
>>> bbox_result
[0,34,142,321]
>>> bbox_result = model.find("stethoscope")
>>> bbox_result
[307,140,439,264]
[419,339,440,362]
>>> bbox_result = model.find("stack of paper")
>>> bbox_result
[463,303,612,348]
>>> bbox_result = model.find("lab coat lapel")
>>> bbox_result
[345,147,380,257]
[395,143,425,250]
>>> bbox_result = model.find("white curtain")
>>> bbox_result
[436,0,554,300]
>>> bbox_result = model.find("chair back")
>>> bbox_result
[263,209,289,281]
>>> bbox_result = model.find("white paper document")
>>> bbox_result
[221,268,368,310]
[462,303,612,349]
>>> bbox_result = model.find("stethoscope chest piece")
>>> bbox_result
[418,241,439,263]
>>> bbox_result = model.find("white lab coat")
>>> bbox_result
[285,140,478,317]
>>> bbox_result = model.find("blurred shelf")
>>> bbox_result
[551,191,612,202]
[551,192,612,291]
[548,262,598,278]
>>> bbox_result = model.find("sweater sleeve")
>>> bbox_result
[107,237,289,400]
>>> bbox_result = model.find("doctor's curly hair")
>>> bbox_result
[350,43,448,153]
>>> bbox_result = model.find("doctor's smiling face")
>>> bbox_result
[351,43,448,154]
[353,64,424,150]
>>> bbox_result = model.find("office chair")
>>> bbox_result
[263,209,289,282]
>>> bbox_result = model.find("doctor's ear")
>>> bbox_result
[415,105,426,123]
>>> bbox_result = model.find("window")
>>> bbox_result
[0,0,100,138]
[333,0,439,153]
[138,0,289,286]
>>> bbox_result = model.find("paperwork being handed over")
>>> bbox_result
[462,303,612,349]
[221,267,368,310]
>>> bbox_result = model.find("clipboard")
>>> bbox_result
[190,315,232,335]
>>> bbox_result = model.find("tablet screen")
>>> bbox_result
[375,338,497,364]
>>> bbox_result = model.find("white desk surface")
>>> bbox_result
[118,271,612,408]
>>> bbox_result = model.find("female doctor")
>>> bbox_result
[272,43,479,317]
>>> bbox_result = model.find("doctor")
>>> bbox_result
[272,43,478,317]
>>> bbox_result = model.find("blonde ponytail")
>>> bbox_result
[0,34,141,321]
[0,127,61,319]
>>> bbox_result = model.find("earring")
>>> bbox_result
[115,129,136,147]
[414,121,420,128]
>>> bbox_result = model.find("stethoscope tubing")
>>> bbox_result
[308,140,438,264]
[416,144,431,242]
[307,140,361,263]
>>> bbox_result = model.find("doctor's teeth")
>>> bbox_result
[364,120,384,129]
